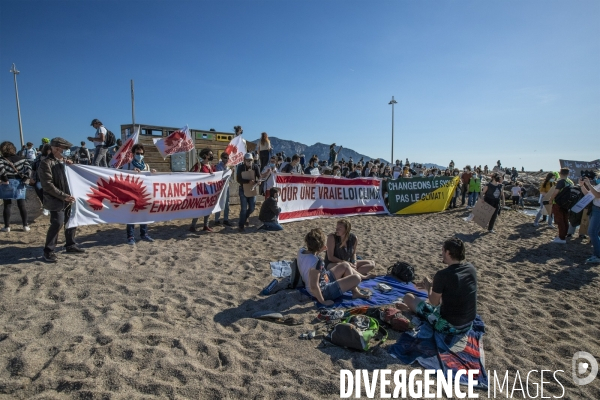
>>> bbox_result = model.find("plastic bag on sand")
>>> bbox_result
[270,260,292,278]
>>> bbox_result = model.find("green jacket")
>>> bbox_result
[469,176,481,192]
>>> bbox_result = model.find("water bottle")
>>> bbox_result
[261,279,279,295]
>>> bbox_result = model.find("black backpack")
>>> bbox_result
[104,130,116,148]
[78,147,88,158]
[554,183,582,211]
[387,261,415,283]
[287,259,305,289]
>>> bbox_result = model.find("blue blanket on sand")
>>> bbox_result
[388,315,488,389]
[300,276,428,308]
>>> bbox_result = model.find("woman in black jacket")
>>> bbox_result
[0,141,32,232]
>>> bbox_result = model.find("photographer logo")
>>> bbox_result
[572,351,598,386]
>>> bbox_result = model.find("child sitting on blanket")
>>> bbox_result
[298,228,370,306]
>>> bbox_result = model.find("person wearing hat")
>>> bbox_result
[39,137,84,262]
[236,152,261,232]
[88,118,108,167]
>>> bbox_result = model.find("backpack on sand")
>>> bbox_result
[104,130,116,148]
[554,184,582,211]
[287,259,304,289]
[327,315,387,351]
[387,261,415,284]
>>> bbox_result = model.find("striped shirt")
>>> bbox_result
[0,156,32,181]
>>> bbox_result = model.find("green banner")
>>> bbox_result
[387,176,459,214]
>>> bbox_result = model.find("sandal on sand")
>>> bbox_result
[252,311,302,326]
[317,309,345,321]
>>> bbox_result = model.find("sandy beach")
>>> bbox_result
[1,204,599,399]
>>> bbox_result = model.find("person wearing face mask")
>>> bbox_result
[304,156,319,175]
[190,148,216,233]
[392,160,403,179]
[213,151,232,226]
[38,137,85,262]
[257,187,284,231]
[533,172,557,227]
[467,172,481,208]
[580,174,600,263]
[261,155,278,198]
[449,169,461,209]
[347,164,361,179]
[121,144,156,244]
[281,154,303,174]
[236,153,261,232]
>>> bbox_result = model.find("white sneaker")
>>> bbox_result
[23,226,30,232]
[548,224,555,228]
[42,209,49,216]
[0,227,9,232]
[533,222,539,227]
[551,237,566,244]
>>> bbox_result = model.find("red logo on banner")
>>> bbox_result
[87,174,152,211]
[110,139,135,169]
[225,143,238,155]
[163,130,194,155]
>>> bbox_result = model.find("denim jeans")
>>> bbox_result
[93,145,108,167]
[590,205,600,257]
[215,188,230,222]
[468,192,479,207]
[238,187,256,228]
[126,224,147,238]
[262,221,284,231]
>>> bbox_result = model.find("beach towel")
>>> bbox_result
[388,315,488,390]
[300,276,427,309]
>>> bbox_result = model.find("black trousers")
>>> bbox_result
[3,199,28,227]
[486,200,500,231]
[259,150,270,171]
[44,206,77,253]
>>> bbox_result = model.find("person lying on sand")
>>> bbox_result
[324,219,376,279]
[399,238,477,335]
[298,228,370,306]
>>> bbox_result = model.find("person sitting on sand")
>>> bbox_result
[298,228,370,306]
[401,238,477,334]
[324,219,375,278]
[258,187,283,231]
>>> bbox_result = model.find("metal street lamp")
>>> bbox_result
[10,63,25,148]
[388,96,397,163]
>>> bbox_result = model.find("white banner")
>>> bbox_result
[153,125,195,158]
[274,173,388,223]
[109,126,139,169]
[225,135,247,167]
[65,165,231,228]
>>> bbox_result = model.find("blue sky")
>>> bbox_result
[1,0,598,170]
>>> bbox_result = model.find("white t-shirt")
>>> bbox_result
[94,126,107,147]
[511,186,521,196]
[297,248,321,297]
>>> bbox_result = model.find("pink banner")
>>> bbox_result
[274,174,388,223]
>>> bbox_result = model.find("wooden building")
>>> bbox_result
[119,124,256,173]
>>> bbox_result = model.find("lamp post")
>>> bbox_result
[10,63,25,148]
[388,96,397,164]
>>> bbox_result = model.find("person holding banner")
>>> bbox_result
[236,153,261,232]
[481,173,505,233]
[39,137,84,262]
[214,152,232,226]
[580,176,600,263]
[260,155,278,198]
[190,148,216,233]
[121,144,156,244]
[324,219,376,278]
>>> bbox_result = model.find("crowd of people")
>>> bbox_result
[1,121,599,264]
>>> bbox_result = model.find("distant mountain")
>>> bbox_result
[250,137,388,164]
[250,137,447,170]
